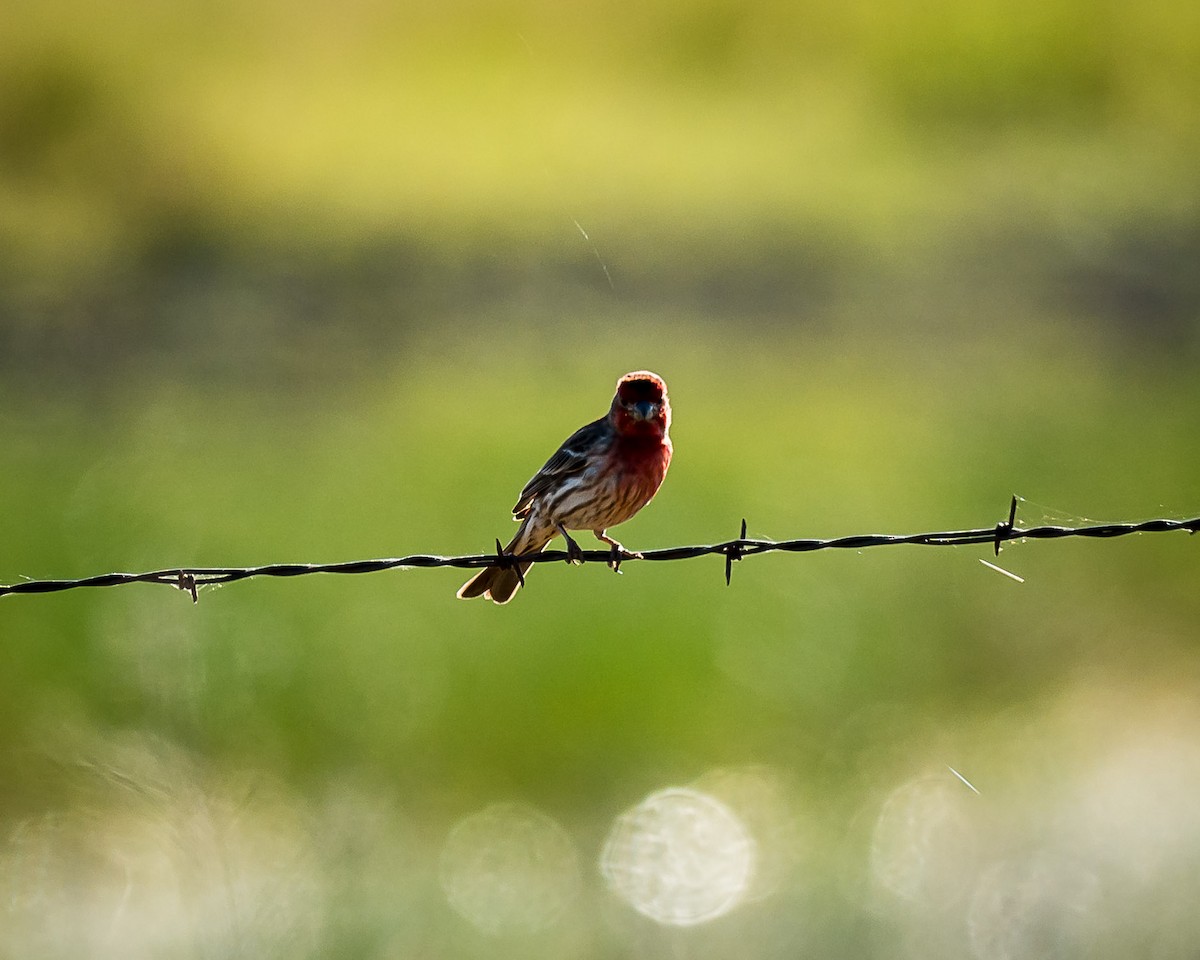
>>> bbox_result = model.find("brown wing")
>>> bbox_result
[512,416,611,518]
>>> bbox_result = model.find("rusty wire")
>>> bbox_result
[1,497,1196,602]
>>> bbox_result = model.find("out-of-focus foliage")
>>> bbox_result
[2,0,1198,381]
[1,0,1199,957]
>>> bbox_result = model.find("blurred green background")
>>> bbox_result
[2,0,1199,956]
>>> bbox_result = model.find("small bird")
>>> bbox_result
[458,370,673,604]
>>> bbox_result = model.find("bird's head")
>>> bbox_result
[610,371,671,438]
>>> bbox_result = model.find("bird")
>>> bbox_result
[457,370,673,604]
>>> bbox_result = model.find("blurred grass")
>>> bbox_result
[4,335,1200,955]
[2,0,1200,955]
[3,330,1196,773]
[2,0,1198,291]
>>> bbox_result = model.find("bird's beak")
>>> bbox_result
[631,400,658,421]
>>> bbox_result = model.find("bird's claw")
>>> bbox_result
[606,543,642,573]
[556,524,585,565]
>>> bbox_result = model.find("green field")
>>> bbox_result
[2,0,1199,957]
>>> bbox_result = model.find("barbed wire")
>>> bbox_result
[1,497,1196,602]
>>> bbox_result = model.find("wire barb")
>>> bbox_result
[995,495,1020,556]
[495,538,525,589]
[725,518,748,586]
[177,570,199,603]
[1,503,1196,600]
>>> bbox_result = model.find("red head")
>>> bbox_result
[610,370,671,439]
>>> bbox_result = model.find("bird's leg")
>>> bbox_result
[595,529,642,572]
[556,523,585,565]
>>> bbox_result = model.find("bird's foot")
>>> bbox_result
[557,524,585,565]
[596,532,642,572]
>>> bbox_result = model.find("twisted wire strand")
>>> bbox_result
[2,499,1196,601]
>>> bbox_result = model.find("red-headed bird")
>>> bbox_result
[458,371,673,604]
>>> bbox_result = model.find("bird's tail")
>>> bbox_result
[456,518,553,604]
